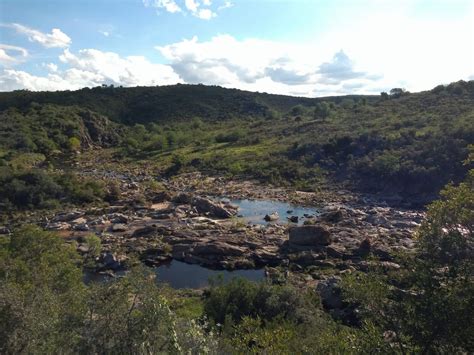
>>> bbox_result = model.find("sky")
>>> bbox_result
[0,0,473,97]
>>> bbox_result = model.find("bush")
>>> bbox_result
[204,277,319,325]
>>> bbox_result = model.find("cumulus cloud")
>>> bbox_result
[318,50,369,84]
[59,48,181,86]
[142,0,182,13]
[0,48,182,91]
[144,0,223,19]
[4,23,71,48]
[157,35,381,95]
[0,44,28,66]
[0,68,104,91]
[158,35,308,85]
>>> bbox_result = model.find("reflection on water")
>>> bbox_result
[230,199,318,225]
[155,260,265,289]
[84,261,265,289]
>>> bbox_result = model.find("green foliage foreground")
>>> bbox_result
[1,162,473,354]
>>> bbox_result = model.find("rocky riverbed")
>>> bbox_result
[23,172,424,287]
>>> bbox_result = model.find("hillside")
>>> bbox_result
[0,84,377,124]
[0,80,473,206]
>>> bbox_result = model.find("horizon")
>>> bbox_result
[1,0,473,97]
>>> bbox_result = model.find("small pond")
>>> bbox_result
[229,198,319,225]
[84,261,265,289]
[155,261,265,289]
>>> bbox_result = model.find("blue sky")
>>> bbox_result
[1,0,473,96]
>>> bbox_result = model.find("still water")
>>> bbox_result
[155,260,265,288]
[229,198,318,225]
[85,261,265,289]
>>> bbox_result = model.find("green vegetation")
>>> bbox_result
[2,81,472,203]
[1,161,472,353]
[0,82,472,352]
[0,167,106,210]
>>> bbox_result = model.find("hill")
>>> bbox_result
[0,80,473,206]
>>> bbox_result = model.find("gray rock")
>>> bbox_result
[152,191,172,203]
[132,225,157,238]
[289,225,332,246]
[45,222,71,231]
[192,197,235,219]
[73,223,90,231]
[99,252,121,270]
[288,216,299,223]
[111,223,128,232]
[316,276,343,309]
[321,209,345,223]
[264,212,279,222]
[193,242,245,256]
[0,226,11,235]
[52,211,84,222]
[108,213,129,224]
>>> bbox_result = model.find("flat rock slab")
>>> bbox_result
[289,225,332,246]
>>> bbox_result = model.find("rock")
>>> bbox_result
[45,222,71,231]
[193,242,246,256]
[288,215,299,223]
[111,223,128,232]
[192,197,235,218]
[264,212,279,222]
[77,244,90,253]
[289,251,323,266]
[173,193,193,204]
[71,217,88,225]
[73,223,90,231]
[316,276,343,309]
[132,225,157,238]
[152,191,172,203]
[289,225,332,246]
[108,213,129,224]
[380,261,401,271]
[355,237,372,257]
[326,244,348,259]
[0,226,11,235]
[372,244,393,261]
[321,209,345,223]
[52,211,84,222]
[99,252,121,271]
[364,214,392,228]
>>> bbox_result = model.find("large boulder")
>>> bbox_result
[193,242,245,256]
[289,225,332,246]
[320,209,345,223]
[192,197,236,219]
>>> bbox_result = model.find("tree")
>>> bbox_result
[313,102,331,120]
[389,88,407,98]
[342,153,474,353]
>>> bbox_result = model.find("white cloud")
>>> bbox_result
[99,31,110,37]
[0,44,28,66]
[0,48,183,91]
[0,68,104,91]
[157,35,380,96]
[185,0,199,12]
[217,1,233,10]
[58,48,181,87]
[6,23,71,48]
[43,62,58,72]
[142,0,181,13]
[144,0,219,19]
[195,9,215,20]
